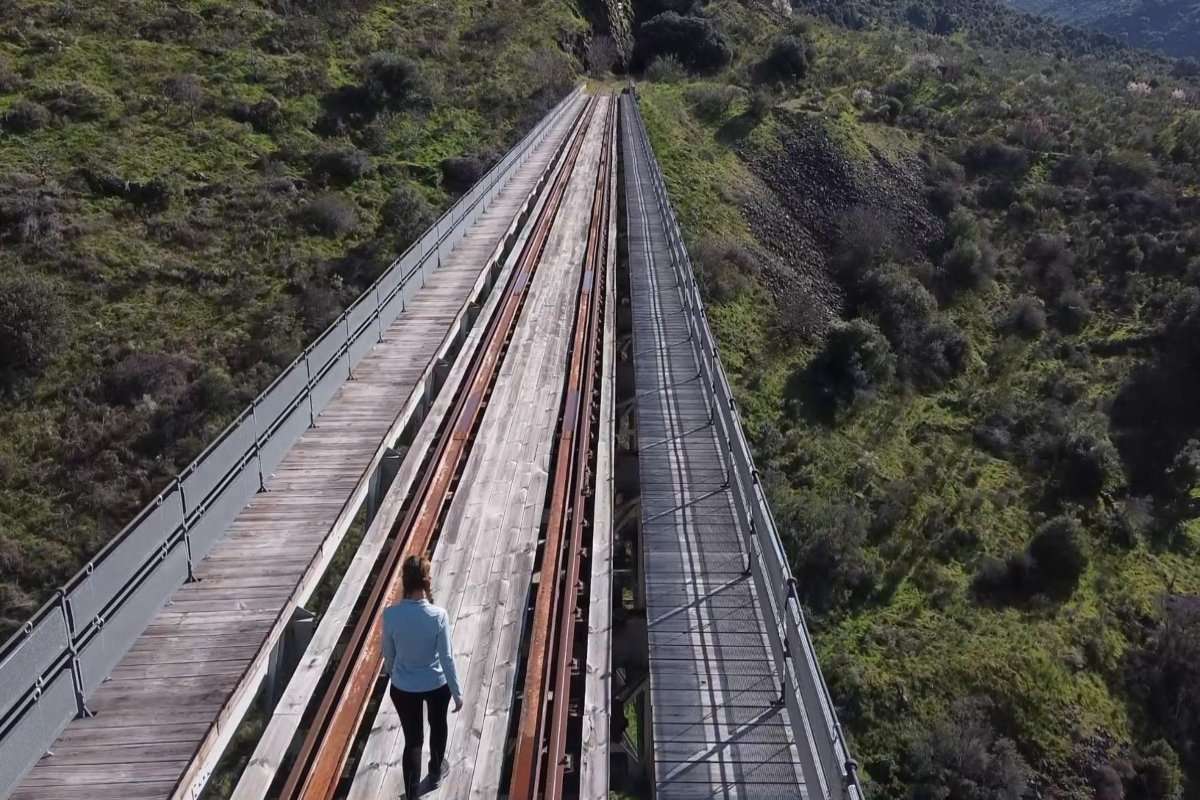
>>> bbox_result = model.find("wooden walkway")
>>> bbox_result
[346,94,614,800]
[621,96,808,799]
[11,102,583,800]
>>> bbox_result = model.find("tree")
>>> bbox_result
[633,12,732,74]
[758,35,811,83]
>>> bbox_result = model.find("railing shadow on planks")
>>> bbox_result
[622,91,864,800]
[0,87,583,796]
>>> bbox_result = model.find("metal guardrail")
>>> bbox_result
[0,87,582,796]
[623,93,863,800]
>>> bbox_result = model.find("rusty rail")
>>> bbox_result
[507,94,616,799]
[276,94,600,800]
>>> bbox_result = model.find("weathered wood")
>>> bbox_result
[580,137,618,800]
[13,97,586,800]
[346,95,614,800]
[230,94,588,800]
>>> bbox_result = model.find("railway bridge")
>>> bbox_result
[0,89,861,800]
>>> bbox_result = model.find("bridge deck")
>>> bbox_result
[347,93,614,800]
[12,104,581,800]
[621,95,808,799]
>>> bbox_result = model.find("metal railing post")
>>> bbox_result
[57,591,92,719]
[303,347,316,427]
[250,403,266,492]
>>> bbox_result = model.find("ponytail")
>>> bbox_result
[401,555,433,603]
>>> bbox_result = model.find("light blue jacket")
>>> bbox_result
[381,599,462,699]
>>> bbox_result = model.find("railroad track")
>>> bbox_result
[274,92,616,800]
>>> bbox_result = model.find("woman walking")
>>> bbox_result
[382,555,463,798]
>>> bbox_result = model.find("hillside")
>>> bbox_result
[1008,0,1200,59]
[628,0,1200,798]
[0,0,590,636]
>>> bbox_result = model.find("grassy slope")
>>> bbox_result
[0,0,587,633]
[638,3,1200,795]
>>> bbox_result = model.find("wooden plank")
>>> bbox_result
[14,95,587,800]
[580,132,618,800]
[229,96,581,797]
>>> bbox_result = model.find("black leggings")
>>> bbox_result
[390,683,451,797]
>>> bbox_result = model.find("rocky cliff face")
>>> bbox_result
[590,0,634,67]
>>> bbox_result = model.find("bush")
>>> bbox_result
[1054,431,1117,500]
[363,52,429,110]
[585,34,620,76]
[1127,598,1200,786]
[961,137,1030,176]
[685,84,740,121]
[380,184,435,247]
[37,82,115,121]
[644,54,687,84]
[440,155,486,195]
[858,267,936,353]
[974,516,1087,603]
[297,194,358,237]
[905,698,1032,800]
[231,97,284,133]
[694,238,757,301]
[2,100,51,133]
[102,351,196,407]
[1101,149,1156,189]
[941,237,996,294]
[634,12,732,75]
[311,147,371,186]
[163,74,204,123]
[912,321,970,389]
[797,319,896,418]
[782,501,880,613]
[1005,295,1047,339]
[757,35,811,83]
[1052,154,1093,186]
[1054,288,1091,333]
[0,274,67,380]
[1027,516,1087,595]
[972,552,1036,602]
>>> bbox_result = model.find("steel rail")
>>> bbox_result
[276,94,600,800]
[508,94,616,799]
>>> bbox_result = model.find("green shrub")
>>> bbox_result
[644,54,687,83]
[381,184,435,248]
[297,194,358,237]
[2,100,51,133]
[757,35,812,83]
[905,698,1032,800]
[795,319,896,418]
[685,84,740,121]
[311,147,371,187]
[0,274,67,381]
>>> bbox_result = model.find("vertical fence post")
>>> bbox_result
[343,313,353,380]
[250,402,266,493]
[374,282,384,343]
[58,590,92,719]
[177,482,197,583]
[303,347,316,427]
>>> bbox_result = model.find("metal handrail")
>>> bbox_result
[623,92,862,800]
[0,86,583,797]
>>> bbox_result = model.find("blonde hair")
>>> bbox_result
[401,555,433,603]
